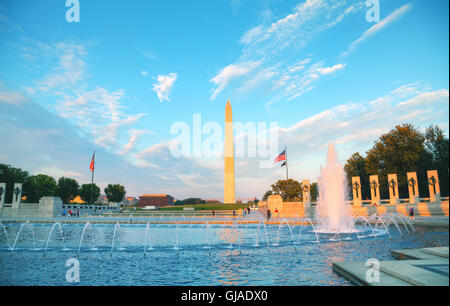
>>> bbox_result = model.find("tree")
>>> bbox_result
[344,152,370,200]
[57,177,80,204]
[271,179,302,201]
[310,182,318,202]
[262,190,272,201]
[79,183,100,204]
[23,174,58,203]
[364,124,432,198]
[0,164,29,203]
[104,184,126,203]
[425,125,449,196]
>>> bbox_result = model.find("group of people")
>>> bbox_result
[242,207,252,216]
[62,208,80,218]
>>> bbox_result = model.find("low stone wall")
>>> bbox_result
[0,197,121,218]
[258,195,449,218]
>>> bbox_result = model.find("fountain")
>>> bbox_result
[316,143,355,233]
[44,222,65,256]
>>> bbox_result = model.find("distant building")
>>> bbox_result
[123,197,138,206]
[138,194,174,207]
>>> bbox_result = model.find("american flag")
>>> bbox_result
[274,150,286,164]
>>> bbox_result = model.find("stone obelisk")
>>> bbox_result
[224,100,236,204]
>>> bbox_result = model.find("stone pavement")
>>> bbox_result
[333,246,449,286]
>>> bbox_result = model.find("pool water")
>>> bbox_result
[0,222,448,285]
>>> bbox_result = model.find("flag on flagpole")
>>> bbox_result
[274,149,286,164]
[280,161,286,167]
[89,151,95,172]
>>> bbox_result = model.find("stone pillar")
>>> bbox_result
[267,194,283,217]
[427,170,441,203]
[0,183,5,217]
[39,197,63,217]
[407,172,419,204]
[369,175,380,206]
[302,180,311,208]
[0,183,6,207]
[12,183,22,213]
[388,174,399,205]
[351,177,362,207]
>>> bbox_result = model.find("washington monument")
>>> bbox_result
[224,100,236,204]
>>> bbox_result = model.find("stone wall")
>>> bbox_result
[258,195,449,218]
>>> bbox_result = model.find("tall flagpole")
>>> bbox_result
[285,146,289,180]
[90,150,95,205]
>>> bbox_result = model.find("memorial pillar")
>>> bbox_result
[351,177,362,207]
[388,174,399,205]
[369,175,380,206]
[302,180,311,208]
[427,170,441,203]
[407,172,419,204]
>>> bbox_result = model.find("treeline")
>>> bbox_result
[0,164,126,204]
[263,179,318,202]
[344,124,449,200]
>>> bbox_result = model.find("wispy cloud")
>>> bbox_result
[56,87,147,150]
[342,4,412,57]
[152,73,178,102]
[210,0,360,102]
[210,61,260,100]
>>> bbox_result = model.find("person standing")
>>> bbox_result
[409,206,415,221]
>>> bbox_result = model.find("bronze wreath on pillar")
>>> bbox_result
[14,187,20,202]
[408,177,416,187]
[370,180,378,190]
[389,179,397,197]
[303,185,310,193]
[428,176,437,186]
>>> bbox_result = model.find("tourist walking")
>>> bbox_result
[62,209,66,217]
[409,207,415,221]
[212,210,215,217]
[267,209,271,220]
[233,210,236,218]
[77,208,80,218]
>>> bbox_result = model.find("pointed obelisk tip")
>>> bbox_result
[225,100,232,122]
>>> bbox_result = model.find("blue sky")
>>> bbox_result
[0,0,448,200]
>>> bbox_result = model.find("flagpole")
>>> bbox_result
[90,150,95,205]
[285,146,289,181]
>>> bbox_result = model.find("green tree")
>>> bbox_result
[262,190,272,201]
[23,174,58,203]
[0,164,29,203]
[424,125,449,196]
[271,179,302,201]
[79,183,101,204]
[310,182,318,202]
[104,184,126,203]
[57,177,80,204]
[344,152,370,200]
[364,124,433,199]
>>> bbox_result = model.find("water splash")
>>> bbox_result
[316,143,354,233]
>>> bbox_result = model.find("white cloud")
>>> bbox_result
[209,61,260,100]
[119,129,150,156]
[343,4,412,56]
[316,63,346,75]
[35,43,88,91]
[152,73,178,102]
[141,70,148,76]
[56,87,147,150]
